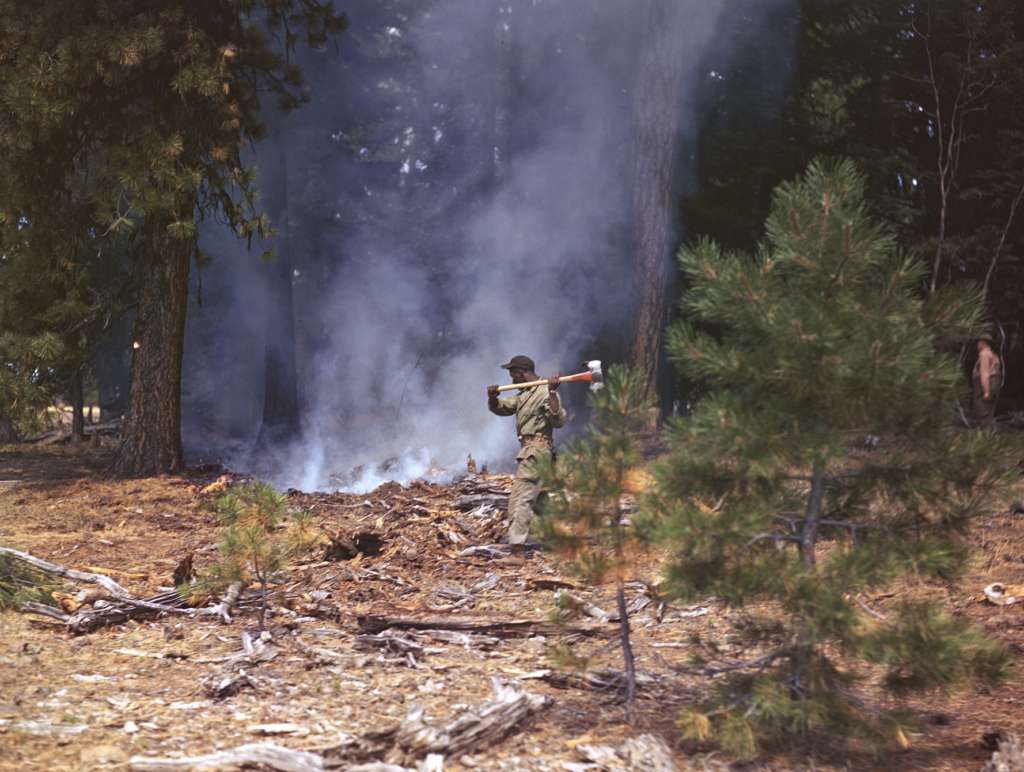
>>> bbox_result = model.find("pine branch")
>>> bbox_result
[676,649,790,677]
[740,533,802,554]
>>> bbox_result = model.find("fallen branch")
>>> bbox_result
[192,580,244,623]
[19,601,70,622]
[0,546,129,595]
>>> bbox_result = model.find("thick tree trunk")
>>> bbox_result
[110,227,190,478]
[256,148,301,447]
[68,367,85,443]
[0,411,18,445]
[627,0,688,407]
[256,256,301,446]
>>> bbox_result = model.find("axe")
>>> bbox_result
[494,360,603,392]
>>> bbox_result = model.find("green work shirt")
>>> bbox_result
[489,385,567,461]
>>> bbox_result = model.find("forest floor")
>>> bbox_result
[2,445,1024,772]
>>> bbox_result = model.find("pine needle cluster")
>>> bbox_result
[538,364,655,724]
[0,550,62,610]
[647,159,1017,757]
[186,481,323,631]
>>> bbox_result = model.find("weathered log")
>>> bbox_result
[386,678,551,765]
[576,733,677,772]
[324,679,551,768]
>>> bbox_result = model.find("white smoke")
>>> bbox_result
[183,0,796,492]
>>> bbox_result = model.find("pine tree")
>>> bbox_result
[538,364,655,725]
[187,481,323,632]
[647,159,1016,757]
[0,1,347,476]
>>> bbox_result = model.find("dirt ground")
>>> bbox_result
[2,446,1024,772]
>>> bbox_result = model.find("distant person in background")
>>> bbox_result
[487,355,565,564]
[973,333,1002,429]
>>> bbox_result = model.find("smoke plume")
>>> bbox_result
[182,0,796,492]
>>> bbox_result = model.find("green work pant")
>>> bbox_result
[508,454,545,545]
[973,376,999,429]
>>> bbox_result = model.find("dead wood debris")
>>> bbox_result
[358,609,614,638]
[323,678,552,767]
[540,667,658,693]
[983,731,1024,772]
[199,631,283,698]
[570,733,677,772]
[129,679,549,772]
[6,546,267,633]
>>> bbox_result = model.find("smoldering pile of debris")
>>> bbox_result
[7,474,524,635]
[288,473,515,562]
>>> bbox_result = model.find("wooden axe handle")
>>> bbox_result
[494,371,590,393]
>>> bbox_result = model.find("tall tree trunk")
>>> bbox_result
[0,411,18,445]
[256,147,301,447]
[68,367,85,443]
[800,457,826,570]
[257,253,301,445]
[110,226,190,477]
[626,0,688,408]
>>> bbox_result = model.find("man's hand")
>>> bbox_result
[487,384,500,399]
[547,376,560,390]
[984,391,992,401]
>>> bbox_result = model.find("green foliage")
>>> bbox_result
[539,364,654,581]
[0,1,347,468]
[683,0,1024,329]
[647,159,1017,757]
[0,551,62,610]
[537,364,655,723]
[186,481,324,630]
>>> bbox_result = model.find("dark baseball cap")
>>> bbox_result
[500,355,535,371]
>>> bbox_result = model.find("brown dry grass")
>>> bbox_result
[0,444,1023,771]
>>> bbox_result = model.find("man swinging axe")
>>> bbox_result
[486,356,603,565]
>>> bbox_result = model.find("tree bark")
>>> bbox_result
[257,254,301,445]
[0,411,19,445]
[68,366,85,443]
[110,225,190,478]
[257,146,301,447]
[800,457,826,570]
[626,0,688,407]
